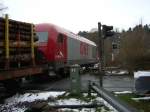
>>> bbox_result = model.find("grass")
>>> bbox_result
[116,93,150,112]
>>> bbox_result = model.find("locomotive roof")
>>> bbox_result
[37,23,97,46]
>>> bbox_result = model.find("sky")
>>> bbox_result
[2,0,150,33]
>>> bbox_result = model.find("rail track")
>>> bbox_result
[0,74,66,102]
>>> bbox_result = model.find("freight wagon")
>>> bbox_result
[0,14,97,92]
[0,15,47,91]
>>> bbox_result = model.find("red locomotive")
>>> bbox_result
[35,23,97,76]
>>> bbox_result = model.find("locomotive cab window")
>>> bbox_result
[57,33,64,43]
[36,32,48,42]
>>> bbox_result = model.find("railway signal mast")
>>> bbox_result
[98,23,114,87]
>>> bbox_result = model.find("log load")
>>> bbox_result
[0,14,38,70]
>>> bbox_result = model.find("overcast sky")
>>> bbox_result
[3,0,150,33]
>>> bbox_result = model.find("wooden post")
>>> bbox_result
[31,24,35,66]
[5,14,10,69]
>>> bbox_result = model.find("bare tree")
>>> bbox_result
[119,25,150,74]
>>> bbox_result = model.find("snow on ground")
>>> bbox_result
[132,96,150,101]
[0,91,118,112]
[49,95,118,112]
[106,70,128,75]
[0,91,65,112]
[114,91,132,94]
[49,98,95,112]
[58,98,89,105]
[5,91,65,103]
[134,71,150,78]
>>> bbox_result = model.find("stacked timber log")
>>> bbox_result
[0,14,38,70]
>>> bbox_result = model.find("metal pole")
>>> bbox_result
[98,22,104,87]
[88,80,91,97]
[91,83,138,112]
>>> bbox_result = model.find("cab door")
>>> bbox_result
[56,33,67,63]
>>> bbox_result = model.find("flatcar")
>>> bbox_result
[35,23,97,76]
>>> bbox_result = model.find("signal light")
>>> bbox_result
[102,25,114,38]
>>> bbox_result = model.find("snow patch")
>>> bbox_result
[132,96,150,101]
[106,70,128,75]
[5,91,65,103]
[114,91,132,94]
[48,98,87,106]
[1,92,118,112]
[134,71,150,78]
[1,91,65,112]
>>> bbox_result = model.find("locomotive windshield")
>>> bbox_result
[36,32,48,42]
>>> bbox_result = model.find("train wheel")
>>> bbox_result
[31,71,57,83]
[63,67,70,77]
[57,68,70,78]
